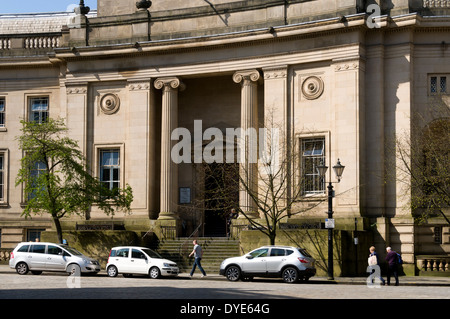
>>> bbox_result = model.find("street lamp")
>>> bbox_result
[317,159,345,280]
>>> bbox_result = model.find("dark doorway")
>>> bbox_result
[203,163,239,237]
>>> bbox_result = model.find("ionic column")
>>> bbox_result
[233,70,260,219]
[154,77,184,220]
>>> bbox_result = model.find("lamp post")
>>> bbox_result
[317,159,345,280]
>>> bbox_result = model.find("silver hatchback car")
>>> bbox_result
[9,242,101,275]
[220,245,316,283]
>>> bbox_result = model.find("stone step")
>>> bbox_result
[156,237,241,272]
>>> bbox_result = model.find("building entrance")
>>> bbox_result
[203,163,238,237]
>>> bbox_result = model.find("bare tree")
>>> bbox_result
[391,96,450,225]
[201,115,326,245]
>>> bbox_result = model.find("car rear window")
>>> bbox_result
[297,248,312,257]
[17,244,30,252]
[270,248,285,256]
[116,248,129,258]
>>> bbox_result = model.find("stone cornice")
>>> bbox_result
[54,13,450,62]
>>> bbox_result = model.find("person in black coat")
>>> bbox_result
[385,247,399,286]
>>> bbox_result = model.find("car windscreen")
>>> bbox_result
[142,248,162,259]
[63,247,83,256]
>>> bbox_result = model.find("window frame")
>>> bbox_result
[94,144,125,192]
[28,96,49,123]
[429,74,448,95]
[0,149,9,206]
[0,96,6,130]
[300,137,326,195]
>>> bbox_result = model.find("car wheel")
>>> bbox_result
[15,262,29,275]
[67,264,81,276]
[282,267,299,283]
[225,265,241,282]
[107,265,118,277]
[149,267,161,279]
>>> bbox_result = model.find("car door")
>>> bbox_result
[27,244,47,270]
[241,248,268,273]
[112,248,132,273]
[129,249,148,274]
[266,248,287,273]
[45,245,66,271]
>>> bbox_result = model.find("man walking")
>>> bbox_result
[385,247,399,286]
[189,239,207,277]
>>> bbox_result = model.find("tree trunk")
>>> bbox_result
[269,233,276,245]
[53,216,63,244]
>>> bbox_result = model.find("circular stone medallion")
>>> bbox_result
[301,76,324,100]
[99,93,120,115]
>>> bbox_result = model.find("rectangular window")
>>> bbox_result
[29,97,49,123]
[29,160,47,200]
[434,226,442,244]
[440,77,447,93]
[430,76,437,93]
[27,229,45,242]
[301,138,325,195]
[0,97,5,127]
[430,75,448,95]
[0,154,4,201]
[99,149,120,191]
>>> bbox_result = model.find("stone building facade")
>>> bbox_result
[0,0,449,275]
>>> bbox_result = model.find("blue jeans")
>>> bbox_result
[190,257,206,276]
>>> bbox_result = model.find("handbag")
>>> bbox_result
[368,255,377,266]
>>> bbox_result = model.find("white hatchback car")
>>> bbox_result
[9,242,101,275]
[106,246,179,279]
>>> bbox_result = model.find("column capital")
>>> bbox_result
[154,77,185,91]
[233,69,260,85]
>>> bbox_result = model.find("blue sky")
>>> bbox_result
[0,1,97,14]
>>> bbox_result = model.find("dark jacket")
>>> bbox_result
[386,251,398,266]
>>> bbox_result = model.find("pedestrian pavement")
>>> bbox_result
[185,273,450,286]
[1,264,449,286]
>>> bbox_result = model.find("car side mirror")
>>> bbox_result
[245,255,253,259]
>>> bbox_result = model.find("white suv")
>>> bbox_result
[9,242,101,275]
[106,246,179,279]
[220,245,316,283]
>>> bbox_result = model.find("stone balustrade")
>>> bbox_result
[423,0,450,7]
[24,36,60,49]
[416,255,450,273]
[0,248,12,262]
[0,35,61,50]
[0,38,10,49]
